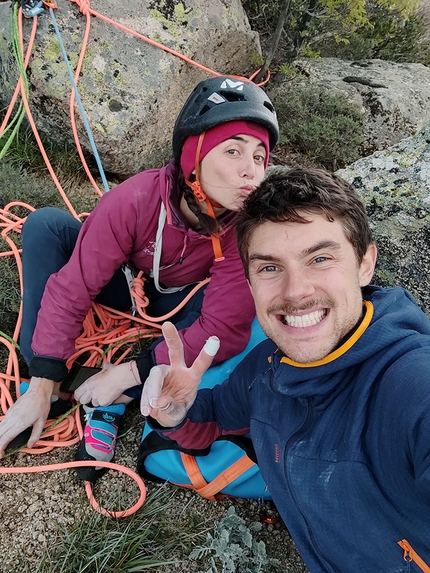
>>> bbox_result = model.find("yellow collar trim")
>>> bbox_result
[280,300,374,368]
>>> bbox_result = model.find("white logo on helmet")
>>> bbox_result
[208,80,245,104]
[208,92,226,104]
[220,79,244,91]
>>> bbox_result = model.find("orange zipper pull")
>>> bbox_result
[398,540,430,573]
[399,539,412,562]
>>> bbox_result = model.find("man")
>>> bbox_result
[141,167,430,573]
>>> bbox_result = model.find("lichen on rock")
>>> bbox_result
[337,124,430,313]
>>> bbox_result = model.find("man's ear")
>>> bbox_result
[359,243,377,287]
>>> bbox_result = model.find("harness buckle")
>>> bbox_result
[42,0,57,9]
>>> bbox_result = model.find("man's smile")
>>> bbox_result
[279,309,327,328]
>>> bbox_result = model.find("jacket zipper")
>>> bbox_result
[283,397,341,573]
[398,540,430,573]
[178,234,188,264]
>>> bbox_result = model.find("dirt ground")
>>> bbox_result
[0,400,309,572]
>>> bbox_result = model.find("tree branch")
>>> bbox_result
[255,0,293,82]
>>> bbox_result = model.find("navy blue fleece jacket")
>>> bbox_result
[156,286,430,573]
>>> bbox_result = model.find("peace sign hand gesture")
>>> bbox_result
[140,321,219,428]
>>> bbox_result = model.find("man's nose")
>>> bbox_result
[280,268,315,302]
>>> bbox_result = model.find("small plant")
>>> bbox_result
[278,62,306,77]
[190,506,279,573]
[298,45,321,59]
[250,51,265,67]
[274,84,365,170]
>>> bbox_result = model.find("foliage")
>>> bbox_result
[30,486,205,573]
[190,506,279,573]
[274,84,365,170]
[243,0,428,67]
[0,117,96,198]
[311,3,430,65]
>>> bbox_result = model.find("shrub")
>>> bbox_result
[316,7,430,65]
[274,84,365,170]
[242,0,430,68]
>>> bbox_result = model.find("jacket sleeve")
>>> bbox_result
[402,355,430,504]
[30,179,152,380]
[153,226,255,367]
[377,348,430,504]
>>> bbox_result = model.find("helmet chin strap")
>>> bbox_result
[185,132,225,262]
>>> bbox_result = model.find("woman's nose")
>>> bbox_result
[240,155,256,179]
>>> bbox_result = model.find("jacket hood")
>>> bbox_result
[268,285,430,399]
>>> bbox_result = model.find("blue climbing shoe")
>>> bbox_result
[75,403,126,483]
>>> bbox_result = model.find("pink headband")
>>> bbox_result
[180,120,270,180]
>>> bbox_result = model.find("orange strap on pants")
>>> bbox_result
[180,451,256,501]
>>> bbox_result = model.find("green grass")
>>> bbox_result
[0,120,97,200]
[30,485,208,573]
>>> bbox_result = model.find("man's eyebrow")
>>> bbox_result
[249,253,282,264]
[249,240,342,264]
[301,240,342,258]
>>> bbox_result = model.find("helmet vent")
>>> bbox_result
[199,104,212,116]
[264,101,275,113]
[219,91,246,103]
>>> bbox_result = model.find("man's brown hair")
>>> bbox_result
[236,166,373,277]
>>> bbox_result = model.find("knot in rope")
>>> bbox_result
[130,273,150,312]
[68,0,91,16]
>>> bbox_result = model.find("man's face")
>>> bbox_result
[247,214,376,363]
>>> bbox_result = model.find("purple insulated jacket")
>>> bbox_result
[31,161,255,369]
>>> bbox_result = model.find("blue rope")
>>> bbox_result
[48,7,110,192]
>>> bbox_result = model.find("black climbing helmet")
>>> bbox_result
[172,76,279,161]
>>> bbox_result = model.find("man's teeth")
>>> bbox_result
[282,310,326,327]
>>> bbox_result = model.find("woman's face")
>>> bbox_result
[197,134,267,213]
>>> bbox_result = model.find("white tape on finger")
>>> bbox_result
[203,336,220,357]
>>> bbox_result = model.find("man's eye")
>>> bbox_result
[227,148,239,155]
[313,256,328,263]
[254,154,265,164]
[262,265,278,272]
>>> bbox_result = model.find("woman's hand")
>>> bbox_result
[141,322,219,427]
[74,360,141,407]
[0,377,54,457]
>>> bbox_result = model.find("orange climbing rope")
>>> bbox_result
[0,201,208,514]
[0,0,265,515]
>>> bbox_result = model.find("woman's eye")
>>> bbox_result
[254,154,265,164]
[227,148,239,155]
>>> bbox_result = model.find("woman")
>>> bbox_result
[0,76,279,480]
